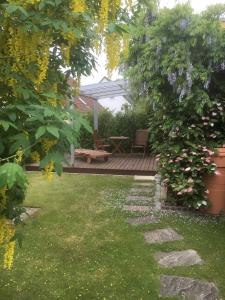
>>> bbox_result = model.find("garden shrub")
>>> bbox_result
[127,3,225,209]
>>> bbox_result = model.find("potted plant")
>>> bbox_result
[205,146,225,214]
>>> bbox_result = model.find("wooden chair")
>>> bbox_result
[131,129,149,157]
[93,130,110,151]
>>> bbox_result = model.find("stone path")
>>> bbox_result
[125,195,153,206]
[123,205,152,212]
[154,249,203,267]
[129,187,154,195]
[127,215,160,225]
[144,228,184,244]
[160,275,219,299]
[123,175,219,299]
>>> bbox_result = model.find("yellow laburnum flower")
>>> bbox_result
[36,47,50,86]
[61,45,71,65]
[41,139,57,154]
[98,0,109,33]
[71,0,86,13]
[15,148,23,164]
[48,98,58,107]
[111,0,121,18]
[105,33,121,77]
[125,0,132,8]
[30,151,40,163]
[3,225,16,270]
[123,33,130,59]
[43,161,55,182]
[0,217,6,246]
[0,187,7,211]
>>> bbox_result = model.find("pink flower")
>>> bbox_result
[205,189,209,194]
[169,159,173,163]
[177,192,182,195]
[184,167,191,172]
[207,150,214,156]
[215,170,221,176]
[187,187,193,193]
[156,157,160,161]
[223,144,225,148]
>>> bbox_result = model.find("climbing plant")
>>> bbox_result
[127,3,225,209]
[0,0,132,269]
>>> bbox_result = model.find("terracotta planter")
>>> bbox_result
[204,148,225,214]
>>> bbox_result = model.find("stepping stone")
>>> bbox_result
[20,207,40,221]
[122,205,152,212]
[130,188,154,195]
[154,250,203,267]
[134,175,155,181]
[127,215,160,225]
[160,275,219,300]
[132,182,155,188]
[144,228,183,244]
[126,195,151,202]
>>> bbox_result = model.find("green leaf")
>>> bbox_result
[47,126,59,138]
[35,126,46,139]
[8,112,17,122]
[0,163,27,189]
[0,120,17,131]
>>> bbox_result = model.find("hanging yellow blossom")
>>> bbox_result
[0,187,7,211]
[123,33,130,59]
[48,98,58,107]
[105,32,121,77]
[71,0,86,13]
[94,38,102,56]
[61,45,71,65]
[111,0,121,18]
[15,148,23,164]
[98,0,109,32]
[125,0,132,8]
[36,46,50,86]
[30,151,40,163]
[43,161,55,182]
[3,224,16,270]
[0,218,6,246]
[41,139,57,154]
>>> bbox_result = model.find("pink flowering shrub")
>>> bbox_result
[127,4,225,209]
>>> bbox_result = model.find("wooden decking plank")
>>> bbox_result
[26,155,157,176]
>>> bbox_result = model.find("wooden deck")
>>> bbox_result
[26,154,157,176]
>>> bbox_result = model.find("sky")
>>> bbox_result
[81,0,225,86]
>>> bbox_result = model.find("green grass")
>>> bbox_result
[0,172,225,300]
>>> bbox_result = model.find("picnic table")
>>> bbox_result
[109,136,129,154]
[75,149,111,164]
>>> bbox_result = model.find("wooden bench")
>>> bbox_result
[75,149,111,164]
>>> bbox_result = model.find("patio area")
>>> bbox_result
[26,154,157,176]
[71,154,157,175]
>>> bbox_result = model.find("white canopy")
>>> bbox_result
[80,79,130,101]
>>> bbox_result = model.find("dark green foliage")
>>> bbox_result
[127,4,225,209]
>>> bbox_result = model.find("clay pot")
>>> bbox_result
[204,148,225,214]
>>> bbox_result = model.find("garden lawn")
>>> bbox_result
[0,172,225,300]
